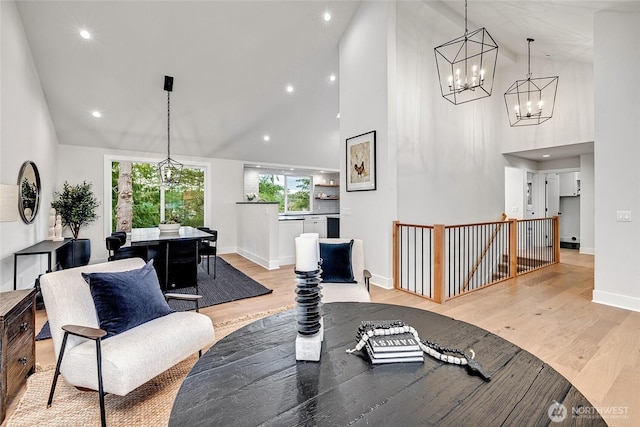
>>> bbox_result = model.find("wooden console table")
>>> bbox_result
[0,289,36,424]
[170,302,605,426]
[13,239,71,290]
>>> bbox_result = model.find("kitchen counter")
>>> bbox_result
[236,202,279,270]
[278,213,338,221]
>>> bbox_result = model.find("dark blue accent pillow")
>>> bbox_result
[82,260,174,338]
[320,240,356,283]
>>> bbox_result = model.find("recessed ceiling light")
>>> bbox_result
[80,29,91,39]
[336,112,340,119]
[256,165,262,168]
[289,168,295,171]
[91,111,101,118]
[323,12,331,22]
[542,154,550,158]
[329,74,336,82]
[263,135,270,142]
[286,85,294,93]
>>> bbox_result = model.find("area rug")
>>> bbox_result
[8,304,295,427]
[36,257,271,340]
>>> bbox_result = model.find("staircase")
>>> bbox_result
[493,252,553,280]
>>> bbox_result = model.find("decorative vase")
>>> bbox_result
[159,223,181,233]
[57,239,91,269]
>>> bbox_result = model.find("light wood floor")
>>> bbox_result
[6,249,639,426]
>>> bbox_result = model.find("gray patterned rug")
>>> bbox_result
[36,257,272,340]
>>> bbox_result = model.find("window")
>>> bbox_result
[258,173,310,213]
[110,161,205,231]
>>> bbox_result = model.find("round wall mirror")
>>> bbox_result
[17,160,41,224]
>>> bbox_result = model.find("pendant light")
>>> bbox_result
[434,0,499,105]
[157,75,183,185]
[504,38,559,126]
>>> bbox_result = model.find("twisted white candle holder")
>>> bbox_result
[295,264,323,361]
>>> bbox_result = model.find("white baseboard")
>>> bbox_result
[580,247,595,255]
[237,248,280,270]
[592,290,640,312]
[371,273,393,290]
[279,255,296,266]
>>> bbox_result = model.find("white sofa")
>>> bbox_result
[40,258,214,396]
[319,238,371,303]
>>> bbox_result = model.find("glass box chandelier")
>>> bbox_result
[504,38,559,127]
[157,75,183,185]
[434,0,498,105]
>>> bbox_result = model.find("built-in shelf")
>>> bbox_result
[315,184,339,187]
[315,196,339,200]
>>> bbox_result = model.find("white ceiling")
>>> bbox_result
[14,1,640,166]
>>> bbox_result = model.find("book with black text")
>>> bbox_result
[367,332,420,352]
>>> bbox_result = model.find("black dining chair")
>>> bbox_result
[105,231,147,261]
[165,239,200,294]
[197,227,218,278]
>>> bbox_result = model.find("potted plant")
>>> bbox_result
[51,181,100,268]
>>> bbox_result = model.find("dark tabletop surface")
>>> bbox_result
[169,302,605,427]
[129,226,211,245]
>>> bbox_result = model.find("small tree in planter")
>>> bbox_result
[51,181,100,268]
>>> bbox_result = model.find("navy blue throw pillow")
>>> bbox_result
[320,240,356,283]
[82,260,174,338]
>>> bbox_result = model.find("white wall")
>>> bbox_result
[593,11,640,311]
[498,57,595,154]
[395,1,506,225]
[580,153,595,254]
[57,144,244,263]
[340,1,397,288]
[0,0,59,291]
[504,167,525,219]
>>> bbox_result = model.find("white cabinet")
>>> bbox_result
[559,172,580,197]
[303,215,327,238]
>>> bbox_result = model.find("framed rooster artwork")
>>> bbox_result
[346,130,376,192]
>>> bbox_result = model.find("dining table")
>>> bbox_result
[128,226,213,290]
[129,226,212,245]
[169,302,605,426]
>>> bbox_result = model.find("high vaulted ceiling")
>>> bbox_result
[14,1,640,167]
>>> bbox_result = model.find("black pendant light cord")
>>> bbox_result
[167,91,171,159]
[527,38,534,79]
[464,0,468,35]
[464,0,468,79]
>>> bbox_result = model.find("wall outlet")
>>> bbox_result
[616,210,632,222]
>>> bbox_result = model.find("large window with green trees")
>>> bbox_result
[111,161,205,231]
[258,173,310,213]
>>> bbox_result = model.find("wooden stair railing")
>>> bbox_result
[462,213,508,292]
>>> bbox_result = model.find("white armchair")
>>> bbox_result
[39,258,214,426]
[319,238,371,303]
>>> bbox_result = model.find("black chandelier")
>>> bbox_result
[504,38,559,127]
[434,0,498,105]
[157,75,183,185]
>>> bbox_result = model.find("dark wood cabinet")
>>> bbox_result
[0,289,36,423]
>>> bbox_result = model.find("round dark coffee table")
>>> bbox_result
[169,302,604,426]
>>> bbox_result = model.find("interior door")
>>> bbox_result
[545,173,560,246]
[545,174,560,217]
[525,172,537,219]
